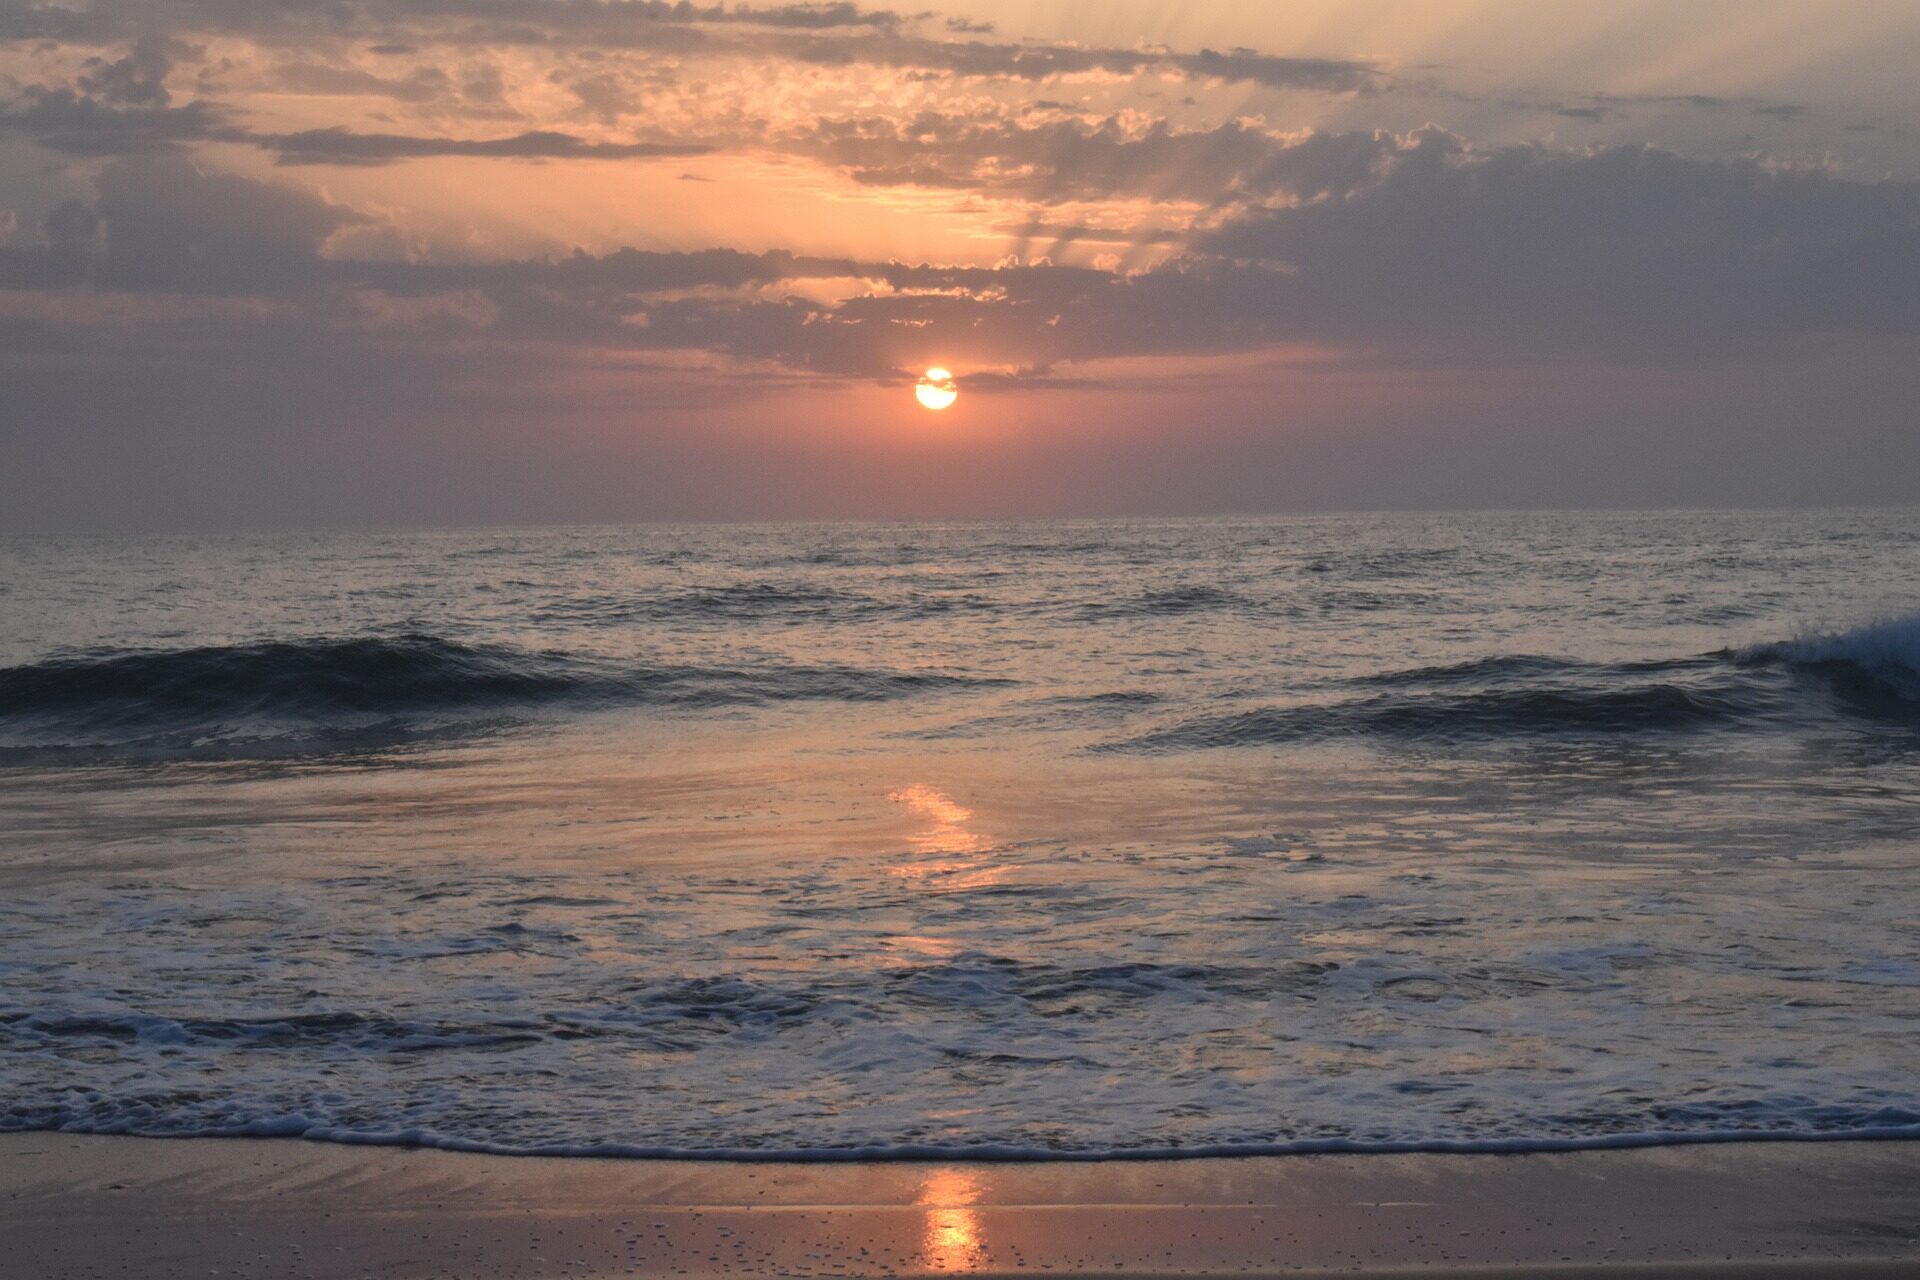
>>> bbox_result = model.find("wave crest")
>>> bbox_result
[1113,615,1920,753]
[1736,613,1920,699]
[1118,681,1759,751]
[0,633,1001,755]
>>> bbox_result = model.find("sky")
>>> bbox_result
[3,0,1919,529]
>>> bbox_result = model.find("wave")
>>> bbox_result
[1350,653,1713,687]
[1119,683,1764,751]
[1736,613,1920,698]
[5,1107,1915,1163]
[1114,616,1920,752]
[1073,586,1250,620]
[0,633,1003,755]
[536,582,884,626]
[8,998,1917,1159]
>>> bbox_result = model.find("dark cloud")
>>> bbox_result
[267,60,456,104]
[0,0,907,43]
[1194,130,1920,358]
[1186,46,1373,91]
[266,126,713,165]
[0,2,1372,93]
[776,33,1373,91]
[91,152,363,291]
[0,87,224,154]
[720,2,905,29]
[998,218,1180,248]
[0,199,98,288]
[791,114,1391,203]
[13,133,1920,379]
[43,198,99,247]
[0,55,708,163]
[797,112,1159,197]
[77,34,182,106]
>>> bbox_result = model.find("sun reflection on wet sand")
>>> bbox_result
[916,1167,986,1272]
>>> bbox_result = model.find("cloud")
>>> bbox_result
[265,60,457,104]
[0,0,909,43]
[774,33,1374,91]
[77,34,182,106]
[1,3,1372,93]
[13,132,1920,379]
[266,127,714,165]
[789,113,1392,203]
[0,87,222,153]
[1193,129,1920,358]
[0,56,709,164]
[89,152,364,292]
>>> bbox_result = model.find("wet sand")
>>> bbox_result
[2,1135,1917,1277]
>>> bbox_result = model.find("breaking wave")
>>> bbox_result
[1737,613,1920,697]
[0,633,1002,755]
[1114,615,1920,752]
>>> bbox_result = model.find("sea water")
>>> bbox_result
[1,510,1917,1157]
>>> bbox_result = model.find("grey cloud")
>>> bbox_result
[91,151,363,291]
[0,87,224,153]
[266,127,713,164]
[792,113,1393,203]
[0,199,98,287]
[720,2,905,29]
[471,136,1920,371]
[44,198,99,247]
[77,34,183,106]
[0,3,1371,93]
[777,33,1372,91]
[267,61,455,103]
[0,57,708,163]
[0,0,905,44]
[14,132,1920,393]
[1185,46,1373,91]
[1193,131,1920,358]
[998,219,1180,248]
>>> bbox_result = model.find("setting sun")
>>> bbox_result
[915,368,958,411]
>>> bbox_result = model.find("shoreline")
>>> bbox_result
[9,1122,1920,1162]
[4,1133,1917,1278]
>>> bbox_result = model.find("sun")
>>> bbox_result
[914,368,958,411]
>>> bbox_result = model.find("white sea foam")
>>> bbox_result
[1749,611,1920,685]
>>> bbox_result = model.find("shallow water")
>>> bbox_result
[2,510,1918,1156]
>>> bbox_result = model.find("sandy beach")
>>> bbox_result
[3,1134,1917,1278]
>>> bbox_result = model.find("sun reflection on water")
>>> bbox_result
[884,783,1012,894]
[890,783,989,855]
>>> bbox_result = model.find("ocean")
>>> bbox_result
[2,509,1917,1159]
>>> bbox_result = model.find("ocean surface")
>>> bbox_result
[2,510,1918,1159]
